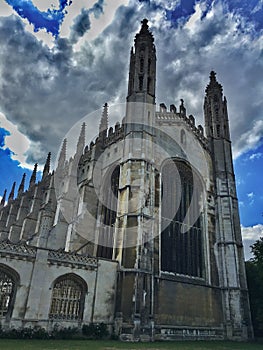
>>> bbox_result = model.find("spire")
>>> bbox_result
[8,182,16,202]
[76,123,85,155]
[58,138,67,169]
[99,103,108,135]
[138,18,153,40]
[42,152,51,180]
[29,163,38,188]
[0,189,7,206]
[204,71,230,141]
[205,71,223,95]
[127,18,156,104]
[18,173,26,197]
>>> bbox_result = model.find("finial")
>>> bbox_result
[99,103,109,135]
[141,18,149,29]
[210,71,217,82]
[58,139,67,169]
[18,173,26,196]
[8,182,16,202]
[139,18,153,37]
[29,163,38,188]
[42,152,51,180]
[180,99,186,117]
[206,71,223,94]
[76,123,85,155]
[1,189,7,206]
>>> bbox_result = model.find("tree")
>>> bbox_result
[246,237,263,337]
[251,237,263,264]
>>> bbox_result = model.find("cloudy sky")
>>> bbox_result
[0,0,262,259]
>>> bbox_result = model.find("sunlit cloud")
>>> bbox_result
[0,113,32,169]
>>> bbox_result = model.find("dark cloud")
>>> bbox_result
[70,8,91,42]
[150,1,263,156]
[0,11,126,164]
[70,0,105,43]
[0,0,262,167]
[93,0,104,18]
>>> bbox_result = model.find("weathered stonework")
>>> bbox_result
[0,19,252,341]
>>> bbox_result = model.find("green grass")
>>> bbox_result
[0,340,263,350]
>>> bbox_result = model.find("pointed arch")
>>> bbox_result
[97,164,120,259]
[160,159,204,277]
[0,264,20,319]
[49,273,87,321]
[180,129,186,145]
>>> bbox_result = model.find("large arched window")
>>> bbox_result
[97,165,120,259]
[49,274,87,321]
[0,265,19,319]
[161,159,204,277]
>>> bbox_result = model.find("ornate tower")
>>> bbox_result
[112,19,157,336]
[204,71,253,339]
[126,19,156,128]
[127,18,156,105]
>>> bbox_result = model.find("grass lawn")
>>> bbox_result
[0,340,262,350]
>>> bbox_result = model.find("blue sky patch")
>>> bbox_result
[5,0,72,37]
[234,139,263,227]
[157,0,263,32]
[0,127,40,198]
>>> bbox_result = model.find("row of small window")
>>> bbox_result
[140,58,151,74]
[0,269,86,321]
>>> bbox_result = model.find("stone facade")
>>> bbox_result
[0,19,253,341]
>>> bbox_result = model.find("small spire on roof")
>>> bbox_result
[8,182,16,202]
[18,173,26,196]
[29,163,38,188]
[58,139,67,169]
[0,189,7,206]
[42,152,51,180]
[99,103,109,135]
[76,123,85,155]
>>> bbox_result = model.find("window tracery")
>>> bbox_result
[161,160,204,277]
[0,267,18,318]
[97,165,120,259]
[49,274,86,321]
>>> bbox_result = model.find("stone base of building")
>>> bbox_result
[118,324,252,342]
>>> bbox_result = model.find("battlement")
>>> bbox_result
[104,121,125,146]
[81,121,125,163]
[156,102,208,149]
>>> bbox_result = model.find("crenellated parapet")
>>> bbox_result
[80,121,125,166]
[155,101,208,149]
[104,121,125,146]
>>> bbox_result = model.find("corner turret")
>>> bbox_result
[203,71,253,339]
[204,71,230,141]
[127,19,156,105]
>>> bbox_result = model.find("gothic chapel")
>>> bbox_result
[0,19,252,341]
